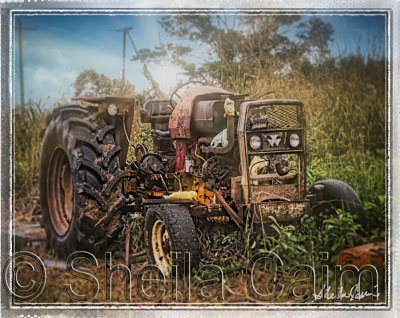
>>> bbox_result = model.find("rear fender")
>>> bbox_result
[72,96,135,169]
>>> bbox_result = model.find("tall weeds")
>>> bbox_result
[14,101,49,198]
[219,53,386,229]
[14,54,386,241]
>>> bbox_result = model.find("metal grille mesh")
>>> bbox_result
[247,105,299,129]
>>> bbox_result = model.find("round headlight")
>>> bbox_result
[289,133,300,147]
[249,135,262,150]
[107,103,118,116]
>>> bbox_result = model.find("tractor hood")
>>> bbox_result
[169,86,233,139]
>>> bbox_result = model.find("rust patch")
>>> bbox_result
[231,176,242,203]
[336,242,385,271]
[253,201,308,222]
[47,147,73,236]
[250,184,298,203]
[60,162,73,223]
[169,86,232,139]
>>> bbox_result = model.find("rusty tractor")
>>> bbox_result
[39,83,365,272]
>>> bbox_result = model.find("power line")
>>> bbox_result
[116,26,166,98]
[16,20,37,106]
[117,27,133,82]
[126,30,166,98]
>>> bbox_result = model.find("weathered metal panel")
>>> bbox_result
[250,184,299,203]
[72,96,135,169]
[72,96,135,115]
[175,139,187,172]
[336,242,385,271]
[168,86,231,139]
[231,176,242,203]
[191,100,226,136]
[237,99,307,205]
[253,201,309,222]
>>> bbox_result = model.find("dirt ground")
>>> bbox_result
[12,197,263,305]
[10,197,385,307]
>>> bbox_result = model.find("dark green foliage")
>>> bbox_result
[134,16,334,86]
[74,68,136,97]
[119,213,145,254]
[15,17,386,280]
[14,101,50,197]
[196,209,362,274]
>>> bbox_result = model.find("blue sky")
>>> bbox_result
[13,13,386,107]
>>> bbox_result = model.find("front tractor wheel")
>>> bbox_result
[39,105,125,256]
[309,179,366,226]
[145,204,200,275]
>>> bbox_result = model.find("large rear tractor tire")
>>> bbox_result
[39,105,125,256]
[308,179,366,226]
[145,204,200,275]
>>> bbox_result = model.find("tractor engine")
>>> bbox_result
[139,86,245,207]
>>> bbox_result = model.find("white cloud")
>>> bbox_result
[17,27,189,106]
[31,66,60,86]
[25,45,67,68]
[23,64,78,105]
[19,40,126,106]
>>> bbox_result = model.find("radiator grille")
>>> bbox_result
[247,105,299,129]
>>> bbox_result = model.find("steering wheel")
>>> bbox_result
[169,80,206,109]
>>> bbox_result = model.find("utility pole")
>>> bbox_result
[117,27,133,82]
[16,20,36,106]
[127,30,166,98]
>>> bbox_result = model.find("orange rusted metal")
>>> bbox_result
[168,86,231,139]
[125,225,131,267]
[47,147,73,236]
[214,190,243,230]
[336,242,385,270]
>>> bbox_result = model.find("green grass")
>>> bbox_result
[14,54,386,276]
[14,101,50,198]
